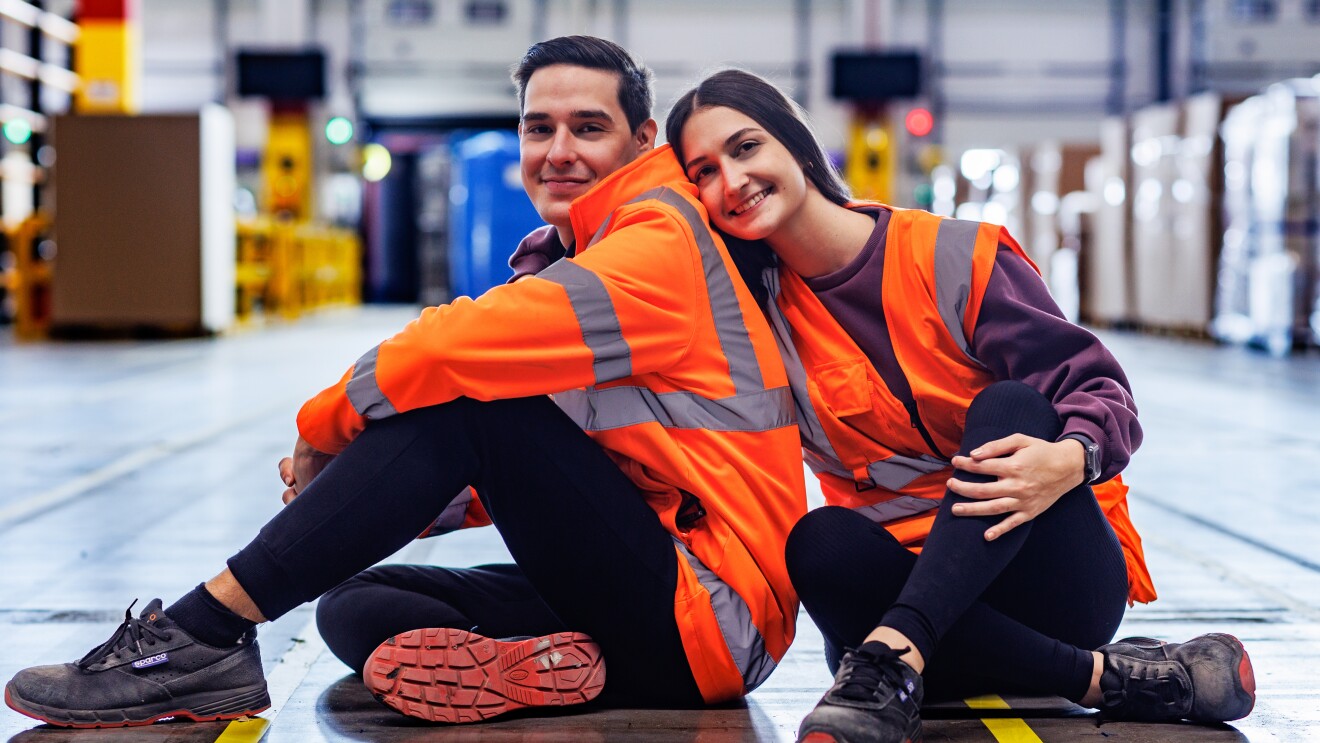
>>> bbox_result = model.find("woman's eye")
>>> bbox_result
[693,165,716,182]
[735,140,760,156]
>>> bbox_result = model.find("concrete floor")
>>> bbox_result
[1,306,1317,742]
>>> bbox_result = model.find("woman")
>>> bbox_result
[667,69,1255,743]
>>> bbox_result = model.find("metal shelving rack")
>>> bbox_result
[0,0,77,339]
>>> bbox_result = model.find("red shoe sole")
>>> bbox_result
[1223,633,1257,717]
[364,628,605,724]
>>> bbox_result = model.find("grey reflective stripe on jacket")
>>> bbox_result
[545,186,788,433]
[423,487,475,536]
[538,259,632,383]
[555,385,793,432]
[933,217,982,364]
[763,216,992,520]
[347,343,399,419]
[674,539,776,693]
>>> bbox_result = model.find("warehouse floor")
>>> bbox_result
[1,306,1317,742]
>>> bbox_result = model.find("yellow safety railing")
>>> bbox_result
[236,218,361,322]
[1,213,53,341]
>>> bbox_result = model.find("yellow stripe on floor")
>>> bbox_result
[214,717,269,743]
[964,694,1044,743]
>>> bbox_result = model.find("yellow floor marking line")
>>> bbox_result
[964,694,1044,743]
[215,616,327,743]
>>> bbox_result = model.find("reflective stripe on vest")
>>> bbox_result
[673,538,776,693]
[765,268,844,465]
[766,214,985,520]
[347,343,399,419]
[934,218,982,363]
[538,259,632,383]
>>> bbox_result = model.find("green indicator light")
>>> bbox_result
[4,118,32,145]
[325,116,354,145]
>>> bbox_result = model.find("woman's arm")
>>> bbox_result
[947,245,1142,538]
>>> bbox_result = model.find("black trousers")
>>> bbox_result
[226,396,705,708]
[785,381,1130,702]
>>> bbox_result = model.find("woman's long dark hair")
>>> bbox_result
[666,69,852,306]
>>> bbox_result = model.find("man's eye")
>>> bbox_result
[579,124,605,133]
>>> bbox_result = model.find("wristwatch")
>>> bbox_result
[1063,433,1101,484]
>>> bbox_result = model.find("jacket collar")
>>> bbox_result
[568,144,689,252]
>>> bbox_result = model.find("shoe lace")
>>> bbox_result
[835,644,913,703]
[76,600,173,669]
[1103,662,1189,717]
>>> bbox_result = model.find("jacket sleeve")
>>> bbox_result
[970,245,1142,481]
[297,205,701,454]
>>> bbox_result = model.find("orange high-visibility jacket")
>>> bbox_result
[766,205,1156,605]
[297,145,807,702]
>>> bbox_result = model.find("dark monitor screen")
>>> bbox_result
[236,50,326,101]
[831,51,922,102]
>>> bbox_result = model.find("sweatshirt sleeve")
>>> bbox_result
[969,245,1142,481]
[297,205,700,454]
[508,225,566,283]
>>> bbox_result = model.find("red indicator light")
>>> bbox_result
[905,108,934,137]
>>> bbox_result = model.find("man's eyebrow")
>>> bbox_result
[521,109,616,124]
[684,128,761,172]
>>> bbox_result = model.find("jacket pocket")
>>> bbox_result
[812,357,873,417]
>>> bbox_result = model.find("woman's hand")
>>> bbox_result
[946,434,1087,541]
[278,436,336,505]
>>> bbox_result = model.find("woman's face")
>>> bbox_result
[679,105,810,242]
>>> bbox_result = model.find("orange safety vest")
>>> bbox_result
[297,145,806,702]
[766,205,1156,605]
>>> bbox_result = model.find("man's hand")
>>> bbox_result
[278,436,336,505]
[946,434,1087,541]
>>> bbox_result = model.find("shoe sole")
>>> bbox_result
[4,682,270,729]
[365,628,605,724]
[1203,633,1256,722]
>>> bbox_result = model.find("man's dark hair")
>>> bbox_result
[512,35,654,134]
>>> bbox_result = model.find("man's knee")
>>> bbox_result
[786,507,870,597]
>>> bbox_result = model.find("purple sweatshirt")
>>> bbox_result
[803,208,1140,481]
[508,213,1141,480]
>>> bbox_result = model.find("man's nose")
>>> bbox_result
[547,128,576,166]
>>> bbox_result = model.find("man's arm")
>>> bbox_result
[297,205,701,455]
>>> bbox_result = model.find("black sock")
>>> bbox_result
[166,583,257,647]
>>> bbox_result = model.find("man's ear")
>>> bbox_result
[634,119,658,152]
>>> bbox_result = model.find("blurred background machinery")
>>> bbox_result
[0,0,1318,356]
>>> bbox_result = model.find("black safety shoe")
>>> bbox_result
[797,642,923,743]
[1098,633,1255,723]
[5,599,270,728]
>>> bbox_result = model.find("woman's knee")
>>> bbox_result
[963,380,1062,450]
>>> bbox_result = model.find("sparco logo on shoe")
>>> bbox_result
[132,653,169,669]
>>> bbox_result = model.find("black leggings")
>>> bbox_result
[226,396,704,708]
[785,381,1130,702]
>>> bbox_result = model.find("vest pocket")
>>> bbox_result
[812,357,873,417]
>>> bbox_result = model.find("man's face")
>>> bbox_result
[519,64,655,242]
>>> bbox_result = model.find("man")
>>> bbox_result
[5,36,805,728]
